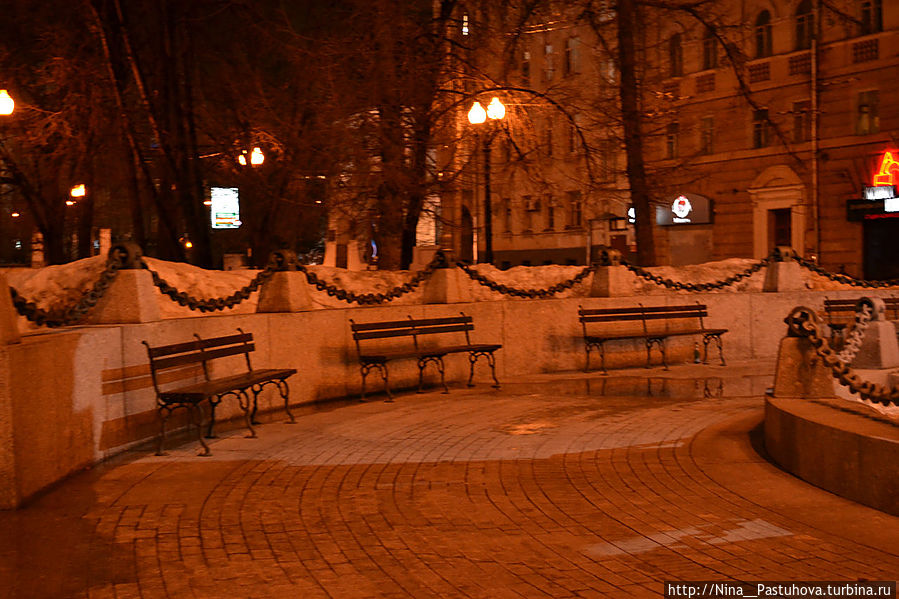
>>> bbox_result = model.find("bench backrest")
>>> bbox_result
[579,304,708,336]
[824,297,899,323]
[350,314,475,354]
[143,330,254,395]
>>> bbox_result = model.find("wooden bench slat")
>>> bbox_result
[354,327,416,340]
[148,339,201,358]
[351,319,416,332]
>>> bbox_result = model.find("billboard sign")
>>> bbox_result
[656,193,712,226]
[210,187,241,229]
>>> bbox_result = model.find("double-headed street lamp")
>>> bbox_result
[468,97,505,264]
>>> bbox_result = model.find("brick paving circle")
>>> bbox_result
[2,367,897,598]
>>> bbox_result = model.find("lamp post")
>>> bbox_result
[468,97,505,264]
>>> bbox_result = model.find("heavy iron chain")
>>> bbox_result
[142,260,277,312]
[456,263,596,298]
[795,256,899,288]
[295,251,445,305]
[836,301,873,364]
[621,257,771,291]
[785,302,899,406]
[8,247,126,328]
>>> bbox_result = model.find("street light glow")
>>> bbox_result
[250,147,264,165]
[468,101,486,125]
[70,184,86,197]
[0,90,14,115]
[486,97,505,120]
[11,211,19,218]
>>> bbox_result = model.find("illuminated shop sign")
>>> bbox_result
[873,151,898,186]
[656,193,712,226]
[210,187,241,229]
[863,185,896,200]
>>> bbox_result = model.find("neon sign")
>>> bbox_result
[873,151,899,186]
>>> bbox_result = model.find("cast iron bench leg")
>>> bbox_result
[467,351,500,388]
[236,389,256,438]
[437,357,448,393]
[486,352,500,388]
[189,403,211,456]
[277,379,295,423]
[156,405,172,456]
[206,398,222,439]
[599,342,607,375]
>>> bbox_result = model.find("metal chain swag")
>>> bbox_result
[836,301,873,364]
[622,257,771,291]
[143,249,447,309]
[785,302,899,407]
[8,246,126,327]
[795,256,899,288]
[457,262,596,298]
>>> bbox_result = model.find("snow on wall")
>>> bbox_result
[0,254,876,326]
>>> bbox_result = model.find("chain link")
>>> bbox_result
[836,301,873,363]
[8,248,126,327]
[142,260,277,312]
[296,258,439,305]
[456,263,596,298]
[785,303,899,406]
[795,256,899,288]
[622,257,771,291]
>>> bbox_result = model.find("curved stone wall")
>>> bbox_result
[765,395,899,517]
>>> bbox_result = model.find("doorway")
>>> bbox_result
[768,208,792,249]
[863,217,899,280]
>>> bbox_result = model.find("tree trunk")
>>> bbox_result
[616,0,656,266]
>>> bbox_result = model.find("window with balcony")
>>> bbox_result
[860,0,883,35]
[795,0,814,50]
[702,29,718,70]
[752,109,770,148]
[668,33,683,77]
[755,10,772,58]
[856,90,879,135]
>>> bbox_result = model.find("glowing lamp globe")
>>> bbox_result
[486,97,505,120]
[468,101,486,125]
[0,90,14,116]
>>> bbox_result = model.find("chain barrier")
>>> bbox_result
[8,247,126,327]
[785,303,899,407]
[836,301,873,364]
[295,253,443,305]
[142,260,277,312]
[795,256,899,288]
[621,257,770,291]
[456,262,596,298]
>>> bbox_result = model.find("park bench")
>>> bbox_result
[143,329,296,455]
[578,303,727,373]
[822,297,899,347]
[349,313,501,401]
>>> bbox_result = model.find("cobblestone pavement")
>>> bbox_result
[2,363,898,598]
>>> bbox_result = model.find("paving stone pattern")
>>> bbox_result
[1,365,897,598]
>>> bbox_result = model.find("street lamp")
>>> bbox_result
[468,97,505,264]
[237,146,264,167]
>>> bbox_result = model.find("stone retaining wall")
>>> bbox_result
[2,286,898,508]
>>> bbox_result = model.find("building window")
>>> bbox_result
[461,13,470,36]
[856,90,879,135]
[752,109,770,148]
[565,37,580,75]
[522,195,533,232]
[545,194,555,230]
[544,43,555,82]
[600,139,615,182]
[503,198,512,232]
[567,191,583,228]
[860,0,883,35]
[568,114,582,154]
[702,29,718,70]
[666,122,679,159]
[668,33,683,77]
[796,0,814,51]
[545,120,553,156]
[522,50,531,86]
[792,100,812,142]
[700,116,714,155]
[755,10,772,58]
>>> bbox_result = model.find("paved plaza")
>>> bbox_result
[1,362,898,598]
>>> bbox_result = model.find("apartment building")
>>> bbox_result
[446,0,896,277]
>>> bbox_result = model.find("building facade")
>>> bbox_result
[442,0,897,277]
